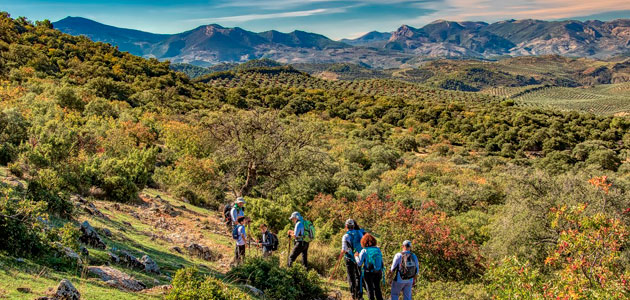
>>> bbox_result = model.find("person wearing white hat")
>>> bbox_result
[389,240,419,300]
[287,211,309,267]
[230,197,246,227]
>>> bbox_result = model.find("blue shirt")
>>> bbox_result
[390,251,419,283]
[236,225,247,246]
[356,247,383,272]
[293,220,305,241]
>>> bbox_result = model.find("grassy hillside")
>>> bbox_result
[2,12,630,300]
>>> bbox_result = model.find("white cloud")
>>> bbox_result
[187,7,346,23]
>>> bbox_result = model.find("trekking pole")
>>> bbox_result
[328,252,344,282]
[286,234,292,266]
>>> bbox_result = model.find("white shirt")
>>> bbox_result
[390,251,419,283]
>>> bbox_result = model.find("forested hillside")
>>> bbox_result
[2,12,630,299]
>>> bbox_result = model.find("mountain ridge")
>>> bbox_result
[53,16,630,67]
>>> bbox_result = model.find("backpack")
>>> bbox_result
[364,247,383,272]
[398,252,418,280]
[347,229,364,254]
[302,220,315,242]
[268,232,279,251]
[223,204,232,223]
[232,225,243,240]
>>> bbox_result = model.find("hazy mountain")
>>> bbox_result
[340,31,392,47]
[53,17,169,56]
[53,17,630,67]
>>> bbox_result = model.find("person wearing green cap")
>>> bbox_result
[389,240,419,300]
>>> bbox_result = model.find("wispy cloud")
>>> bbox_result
[187,7,347,23]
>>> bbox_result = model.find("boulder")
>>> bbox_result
[17,287,31,293]
[243,285,264,297]
[184,243,221,261]
[80,246,89,257]
[140,255,160,274]
[54,242,82,264]
[53,279,80,300]
[88,266,146,291]
[79,221,106,249]
[169,246,182,254]
[71,195,104,218]
[101,228,112,237]
[118,250,144,269]
[107,252,120,264]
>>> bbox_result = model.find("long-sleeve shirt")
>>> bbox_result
[390,251,419,283]
[293,220,305,241]
[230,206,244,224]
[260,231,273,252]
[236,225,247,246]
[356,247,383,272]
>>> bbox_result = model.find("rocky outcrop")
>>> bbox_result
[71,195,104,218]
[37,279,81,300]
[54,242,82,264]
[118,250,144,269]
[79,221,106,249]
[185,243,222,261]
[88,266,146,291]
[140,255,160,274]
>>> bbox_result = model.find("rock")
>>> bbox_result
[122,221,133,228]
[71,195,104,218]
[101,228,112,237]
[243,285,264,297]
[108,252,120,264]
[89,186,105,198]
[326,291,342,300]
[80,246,89,257]
[155,217,171,230]
[88,266,146,292]
[54,242,82,264]
[169,246,182,254]
[17,287,31,293]
[79,221,106,249]
[184,243,222,262]
[52,279,80,300]
[118,250,143,269]
[2,177,24,189]
[140,255,160,274]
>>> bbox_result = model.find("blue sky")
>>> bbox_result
[2,0,630,39]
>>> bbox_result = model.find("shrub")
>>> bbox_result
[227,257,326,300]
[0,183,48,255]
[167,268,251,300]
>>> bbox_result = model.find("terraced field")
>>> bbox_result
[512,82,630,115]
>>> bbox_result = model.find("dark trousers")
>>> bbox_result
[234,244,245,263]
[288,241,309,268]
[345,257,363,300]
[364,271,383,300]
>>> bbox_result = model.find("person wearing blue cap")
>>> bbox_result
[389,240,419,300]
[287,211,310,267]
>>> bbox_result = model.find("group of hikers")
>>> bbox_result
[224,197,419,300]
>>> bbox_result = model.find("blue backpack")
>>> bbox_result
[232,225,243,240]
[364,247,383,272]
[347,229,364,254]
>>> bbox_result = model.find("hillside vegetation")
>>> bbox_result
[2,13,630,300]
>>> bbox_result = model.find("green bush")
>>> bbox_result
[0,183,48,255]
[167,268,251,300]
[227,257,326,300]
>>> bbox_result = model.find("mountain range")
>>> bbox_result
[53,17,630,68]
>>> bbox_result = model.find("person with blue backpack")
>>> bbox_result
[232,216,250,266]
[389,240,419,300]
[288,211,314,268]
[229,197,246,227]
[340,219,365,300]
[356,233,384,300]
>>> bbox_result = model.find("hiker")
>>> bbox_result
[258,224,278,258]
[389,240,419,300]
[232,216,249,265]
[287,211,313,268]
[341,219,365,300]
[356,233,384,300]
[230,197,246,227]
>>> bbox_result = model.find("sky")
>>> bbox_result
[2,0,630,40]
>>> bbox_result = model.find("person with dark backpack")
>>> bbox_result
[258,224,278,258]
[389,240,419,300]
[340,219,365,300]
[356,233,384,300]
[232,216,249,266]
